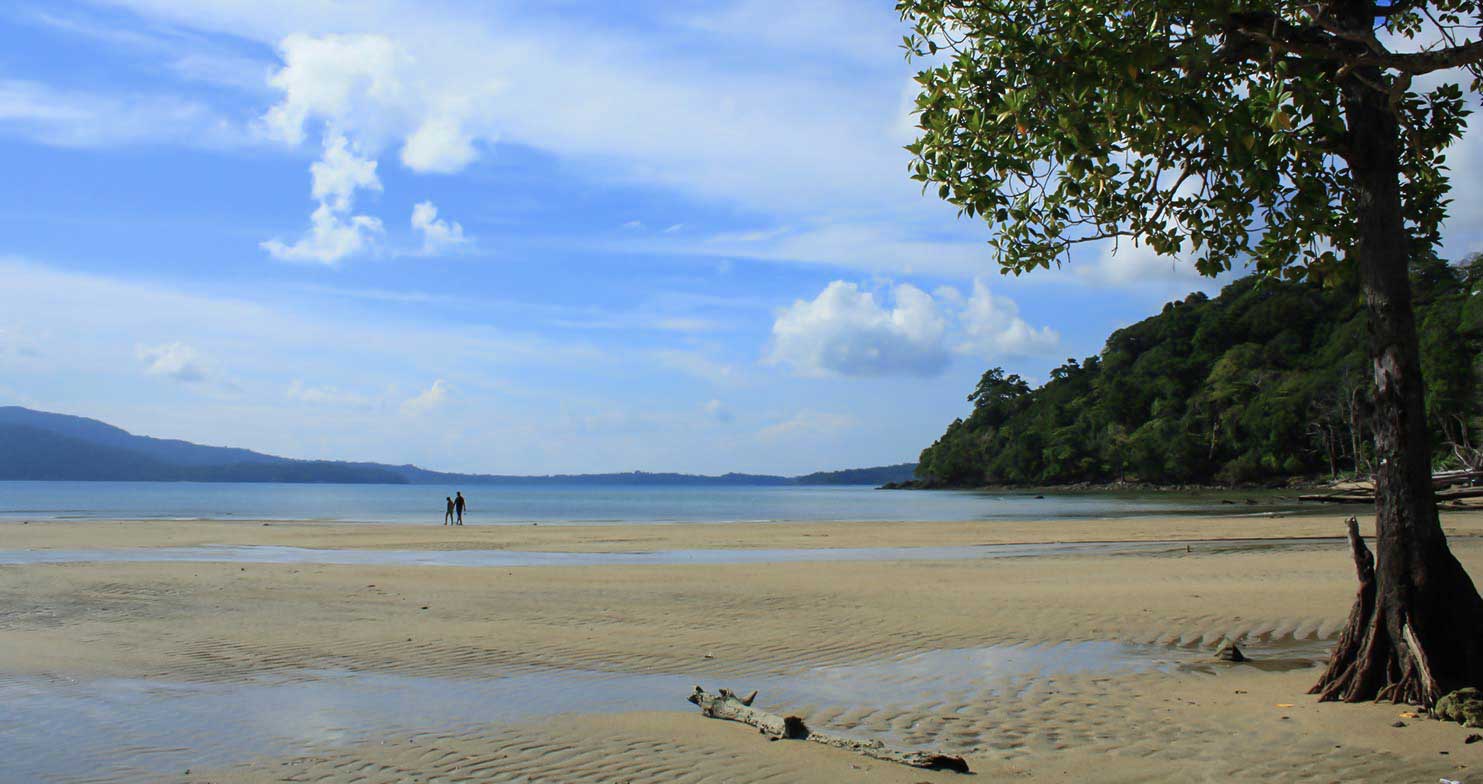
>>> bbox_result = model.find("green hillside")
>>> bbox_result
[915,256,1483,487]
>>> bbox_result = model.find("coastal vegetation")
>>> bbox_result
[914,257,1483,488]
[898,0,1483,706]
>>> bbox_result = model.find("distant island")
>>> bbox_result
[904,259,1483,489]
[0,406,915,486]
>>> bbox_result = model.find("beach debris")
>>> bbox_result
[687,686,969,773]
[1466,734,1481,744]
[1435,688,1483,728]
[1275,703,1295,708]
[1216,641,1247,662]
[1393,720,1408,728]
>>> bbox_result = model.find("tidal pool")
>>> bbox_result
[0,537,1344,568]
[0,639,1329,783]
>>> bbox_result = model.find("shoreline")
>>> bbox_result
[5,509,1482,553]
[6,511,1483,782]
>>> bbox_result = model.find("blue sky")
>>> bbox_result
[2,1,1481,475]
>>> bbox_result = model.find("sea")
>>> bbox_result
[0,480,1298,525]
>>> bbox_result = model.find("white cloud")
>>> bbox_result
[757,410,857,442]
[261,31,495,174]
[312,133,382,210]
[258,33,486,263]
[410,201,467,255]
[103,3,934,254]
[262,202,384,264]
[652,349,740,385]
[261,133,385,264]
[402,115,479,173]
[136,342,209,383]
[287,380,371,407]
[260,33,406,147]
[703,399,733,423]
[954,279,1060,358]
[0,78,249,149]
[38,0,1483,280]
[679,0,900,64]
[401,378,450,415]
[769,281,949,378]
[1076,239,1206,287]
[770,279,1059,378]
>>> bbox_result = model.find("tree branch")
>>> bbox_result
[1369,39,1483,75]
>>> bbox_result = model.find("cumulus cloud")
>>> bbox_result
[136,342,208,382]
[769,279,1057,378]
[769,281,949,378]
[264,32,496,173]
[262,133,385,263]
[312,133,382,210]
[401,378,450,415]
[410,201,467,254]
[261,34,404,147]
[256,33,496,263]
[952,279,1059,357]
[1076,240,1205,286]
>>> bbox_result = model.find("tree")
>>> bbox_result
[899,0,1483,706]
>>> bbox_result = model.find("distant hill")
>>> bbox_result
[792,464,918,485]
[912,259,1483,487]
[0,406,909,485]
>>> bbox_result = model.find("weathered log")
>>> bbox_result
[1299,486,1483,505]
[687,686,970,773]
[1299,493,1376,503]
[1433,468,1483,490]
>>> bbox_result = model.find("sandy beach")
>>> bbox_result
[6,511,1483,782]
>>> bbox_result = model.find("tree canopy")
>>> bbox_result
[916,256,1483,486]
[898,1,1483,706]
[900,1,1480,281]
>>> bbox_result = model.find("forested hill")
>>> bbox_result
[913,257,1483,487]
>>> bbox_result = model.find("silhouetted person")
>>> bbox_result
[454,491,466,525]
[444,496,455,525]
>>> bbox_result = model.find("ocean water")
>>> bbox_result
[0,480,1293,525]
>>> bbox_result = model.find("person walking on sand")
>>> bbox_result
[444,496,455,526]
[454,491,466,526]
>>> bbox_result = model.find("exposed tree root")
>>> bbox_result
[1310,517,1483,707]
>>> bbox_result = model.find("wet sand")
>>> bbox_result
[4,511,1483,782]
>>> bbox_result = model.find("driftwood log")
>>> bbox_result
[1300,486,1483,504]
[687,686,970,773]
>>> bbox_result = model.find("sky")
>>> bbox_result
[1,1,1481,476]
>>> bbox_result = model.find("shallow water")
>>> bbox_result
[0,537,1346,567]
[0,480,1312,525]
[0,640,1328,783]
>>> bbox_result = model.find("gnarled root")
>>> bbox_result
[1310,517,1481,707]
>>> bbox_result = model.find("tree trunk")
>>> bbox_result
[1311,41,1483,706]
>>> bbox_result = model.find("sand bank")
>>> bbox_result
[3,511,1482,782]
